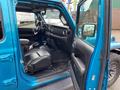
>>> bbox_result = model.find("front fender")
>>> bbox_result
[110,42,120,50]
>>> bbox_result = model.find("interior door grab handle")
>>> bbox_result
[72,53,86,75]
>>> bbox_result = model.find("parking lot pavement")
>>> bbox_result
[36,77,74,90]
[37,77,120,90]
[108,77,120,90]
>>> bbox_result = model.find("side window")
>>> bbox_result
[0,7,3,40]
[77,0,98,47]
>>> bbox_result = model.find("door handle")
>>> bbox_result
[0,54,13,62]
[71,53,86,75]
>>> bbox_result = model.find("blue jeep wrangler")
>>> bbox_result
[0,0,111,90]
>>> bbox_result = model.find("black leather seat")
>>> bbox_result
[24,45,51,74]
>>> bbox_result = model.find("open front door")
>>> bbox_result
[70,0,111,90]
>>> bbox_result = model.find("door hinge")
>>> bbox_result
[0,77,17,86]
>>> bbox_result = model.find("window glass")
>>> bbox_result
[42,9,67,27]
[77,0,98,47]
[16,8,67,28]
[16,12,36,28]
[0,8,3,40]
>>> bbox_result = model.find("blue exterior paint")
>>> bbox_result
[86,0,105,89]
[75,24,120,53]
[0,0,110,90]
[86,36,120,50]
[110,38,120,49]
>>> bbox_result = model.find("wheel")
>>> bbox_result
[108,52,120,87]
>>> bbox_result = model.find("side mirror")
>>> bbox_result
[82,24,96,38]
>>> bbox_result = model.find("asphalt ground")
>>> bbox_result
[38,77,120,90]
[108,76,120,90]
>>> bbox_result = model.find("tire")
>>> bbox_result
[108,52,120,87]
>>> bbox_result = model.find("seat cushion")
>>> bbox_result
[24,46,51,74]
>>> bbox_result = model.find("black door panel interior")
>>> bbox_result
[71,53,85,75]
[71,38,93,90]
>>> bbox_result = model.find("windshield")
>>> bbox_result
[16,12,36,28]
[16,8,68,28]
[42,8,67,27]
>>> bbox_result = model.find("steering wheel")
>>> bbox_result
[33,12,48,35]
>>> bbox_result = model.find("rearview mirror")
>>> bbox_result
[82,24,96,38]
